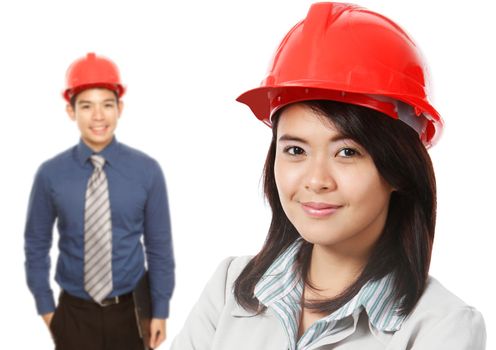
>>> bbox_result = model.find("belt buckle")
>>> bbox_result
[100,295,119,307]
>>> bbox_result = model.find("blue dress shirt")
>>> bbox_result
[24,138,175,318]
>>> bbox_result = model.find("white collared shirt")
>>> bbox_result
[254,238,406,350]
[171,255,486,350]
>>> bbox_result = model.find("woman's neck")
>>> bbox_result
[297,244,369,338]
[305,244,367,299]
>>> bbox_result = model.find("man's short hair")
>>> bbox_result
[69,88,119,109]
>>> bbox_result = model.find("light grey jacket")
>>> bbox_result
[171,256,486,350]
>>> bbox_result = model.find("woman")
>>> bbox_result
[171,3,486,349]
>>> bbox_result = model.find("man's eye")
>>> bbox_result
[336,148,359,157]
[285,146,305,155]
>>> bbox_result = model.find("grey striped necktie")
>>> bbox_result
[84,155,113,304]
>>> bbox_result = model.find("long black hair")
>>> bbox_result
[234,100,436,316]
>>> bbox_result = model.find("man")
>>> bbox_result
[24,52,174,350]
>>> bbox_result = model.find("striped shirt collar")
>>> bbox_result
[254,238,406,349]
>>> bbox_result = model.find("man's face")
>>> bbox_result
[67,88,123,152]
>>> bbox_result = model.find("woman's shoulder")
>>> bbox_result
[413,276,482,317]
[226,256,253,276]
[206,256,253,294]
[394,276,486,349]
[213,256,252,284]
[211,256,252,277]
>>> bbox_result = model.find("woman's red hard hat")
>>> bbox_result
[237,2,443,147]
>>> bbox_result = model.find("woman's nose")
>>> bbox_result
[304,157,337,193]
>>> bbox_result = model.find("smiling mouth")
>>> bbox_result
[90,126,108,134]
[300,202,342,217]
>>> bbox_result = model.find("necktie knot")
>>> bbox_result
[90,155,105,170]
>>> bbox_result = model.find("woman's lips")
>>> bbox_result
[300,202,342,218]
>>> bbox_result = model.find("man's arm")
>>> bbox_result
[24,164,57,320]
[143,160,175,347]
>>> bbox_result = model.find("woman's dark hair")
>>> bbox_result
[233,100,436,316]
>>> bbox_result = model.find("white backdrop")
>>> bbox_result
[0,1,493,348]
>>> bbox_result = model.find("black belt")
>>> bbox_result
[61,291,133,307]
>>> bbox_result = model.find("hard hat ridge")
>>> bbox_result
[63,52,125,102]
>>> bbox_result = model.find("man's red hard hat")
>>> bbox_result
[63,52,125,102]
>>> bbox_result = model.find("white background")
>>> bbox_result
[0,0,493,348]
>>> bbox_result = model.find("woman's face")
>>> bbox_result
[274,103,394,258]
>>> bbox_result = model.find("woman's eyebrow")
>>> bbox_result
[278,133,352,144]
[278,134,309,144]
[330,134,353,143]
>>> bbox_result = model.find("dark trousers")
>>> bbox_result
[50,292,143,350]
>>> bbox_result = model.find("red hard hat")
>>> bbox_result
[63,52,125,102]
[237,2,443,147]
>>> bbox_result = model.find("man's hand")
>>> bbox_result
[42,312,54,328]
[149,318,166,349]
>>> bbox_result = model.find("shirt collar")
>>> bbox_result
[76,137,120,167]
[254,239,303,305]
[254,238,406,332]
[328,272,406,332]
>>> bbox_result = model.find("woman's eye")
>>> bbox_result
[336,147,359,157]
[285,146,305,156]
